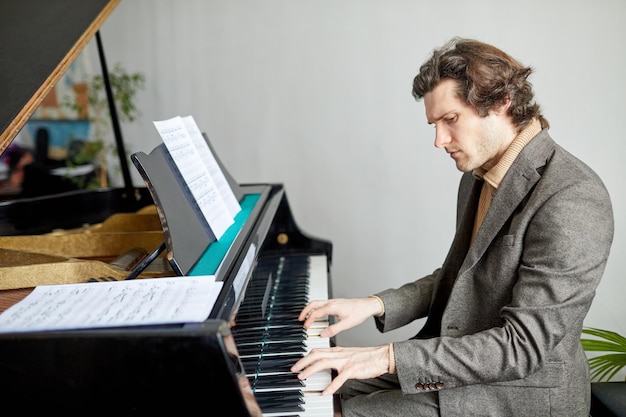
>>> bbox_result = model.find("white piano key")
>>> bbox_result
[262,392,334,417]
[306,337,331,350]
[297,393,335,417]
[302,369,332,392]
[308,255,329,300]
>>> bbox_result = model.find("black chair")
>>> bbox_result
[591,382,626,417]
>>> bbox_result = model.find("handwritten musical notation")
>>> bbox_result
[0,276,222,333]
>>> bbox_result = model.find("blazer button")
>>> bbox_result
[436,382,444,389]
[428,383,437,390]
[415,383,425,390]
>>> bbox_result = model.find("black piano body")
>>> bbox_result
[0,180,333,415]
[0,1,335,414]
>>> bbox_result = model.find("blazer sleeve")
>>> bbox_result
[374,270,439,331]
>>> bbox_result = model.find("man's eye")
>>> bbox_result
[446,116,457,123]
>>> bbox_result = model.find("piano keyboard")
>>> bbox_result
[232,254,334,417]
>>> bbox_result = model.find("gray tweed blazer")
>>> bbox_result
[375,129,614,416]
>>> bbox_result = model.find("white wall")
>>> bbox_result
[93,0,626,349]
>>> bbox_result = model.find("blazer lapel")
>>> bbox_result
[459,130,554,275]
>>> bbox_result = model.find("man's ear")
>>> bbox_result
[493,96,512,116]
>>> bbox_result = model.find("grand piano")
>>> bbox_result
[0,1,335,415]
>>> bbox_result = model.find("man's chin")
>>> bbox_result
[455,162,473,173]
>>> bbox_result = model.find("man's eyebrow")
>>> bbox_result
[427,111,448,125]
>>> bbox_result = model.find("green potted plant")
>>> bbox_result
[581,327,626,382]
[63,62,145,188]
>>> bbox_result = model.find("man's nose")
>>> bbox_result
[434,127,450,148]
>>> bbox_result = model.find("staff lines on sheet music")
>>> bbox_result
[0,276,222,332]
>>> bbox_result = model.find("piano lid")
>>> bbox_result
[0,0,119,154]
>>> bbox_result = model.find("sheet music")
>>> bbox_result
[0,276,222,333]
[154,116,233,239]
[181,115,241,217]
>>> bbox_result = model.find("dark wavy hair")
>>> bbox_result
[412,37,549,130]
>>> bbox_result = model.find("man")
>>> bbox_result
[291,37,614,417]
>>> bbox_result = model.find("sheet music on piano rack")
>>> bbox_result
[153,115,240,239]
[180,115,241,217]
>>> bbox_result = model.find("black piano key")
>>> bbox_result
[231,327,307,340]
[236,339,305,348]
[238,342,306,356]
[254,390,304,402]
[236,305,307,316]
[233,315,304,326]
[232,332,306,344]
[241,355,305,364]
[233,323,305,332]
[248,288,307,295]
[238,298,307,308]
[233,334,304,344]
[260,403,305,414]
[243,358,304,371]
[232,322,305,331]
[249,373,305,389]
[254,389,305,414]
[244,282,309,292]
[244,365,296,374]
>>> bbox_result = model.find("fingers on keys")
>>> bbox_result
[300,300,325,322]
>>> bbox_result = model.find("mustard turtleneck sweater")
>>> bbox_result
[471,118,542,240]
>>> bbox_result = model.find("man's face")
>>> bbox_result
[423,78,511,172]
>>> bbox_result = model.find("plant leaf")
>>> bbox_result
[581,328,626,352]
[588,353,626,381]
[581,327,626,381]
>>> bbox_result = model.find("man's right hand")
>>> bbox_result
[298,297,383,338]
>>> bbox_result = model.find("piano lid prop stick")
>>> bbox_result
[124,241,166,280]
